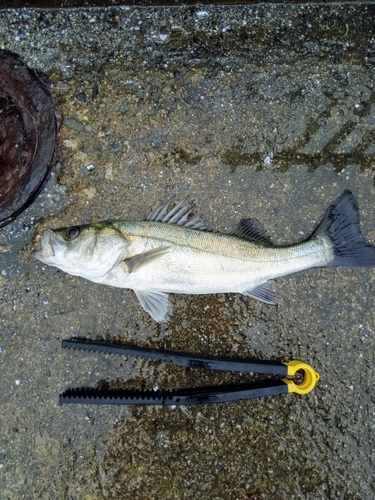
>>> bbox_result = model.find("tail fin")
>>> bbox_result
[314,190,375,267]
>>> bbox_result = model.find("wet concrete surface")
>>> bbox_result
[1,4,375,499]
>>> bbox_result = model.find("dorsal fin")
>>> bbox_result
[147,197,207,230]
[223,218,273,245]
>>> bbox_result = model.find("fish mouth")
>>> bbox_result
[32,229,62,261]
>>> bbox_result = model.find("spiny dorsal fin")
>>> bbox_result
[147,197,207,230]
[223,218,273,245]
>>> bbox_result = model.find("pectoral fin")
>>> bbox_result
[134,289,171,322]
[124,247,170,273]
[242,280,277,305]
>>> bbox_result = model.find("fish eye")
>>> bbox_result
[64,226,80,241]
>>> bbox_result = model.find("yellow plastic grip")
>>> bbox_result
[282,360,320,395]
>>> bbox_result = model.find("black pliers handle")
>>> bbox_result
[59,339,320,406]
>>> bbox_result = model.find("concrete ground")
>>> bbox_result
[1,4,375,499]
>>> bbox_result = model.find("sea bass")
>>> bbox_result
[33,191,375,322]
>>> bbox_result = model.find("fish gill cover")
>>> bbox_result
[0,50,58,228]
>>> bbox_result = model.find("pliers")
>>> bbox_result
[59,339,320,406]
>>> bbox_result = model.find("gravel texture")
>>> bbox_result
[1,4,375,499]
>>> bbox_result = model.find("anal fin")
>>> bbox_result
[242,280,277,305]
[134,289,171,322]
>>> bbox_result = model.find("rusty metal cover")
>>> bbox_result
[0,50,58,227]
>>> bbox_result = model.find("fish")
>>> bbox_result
[32,191,375,322]
[0,244,10,253]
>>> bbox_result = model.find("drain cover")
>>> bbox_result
[0,50,58,227]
